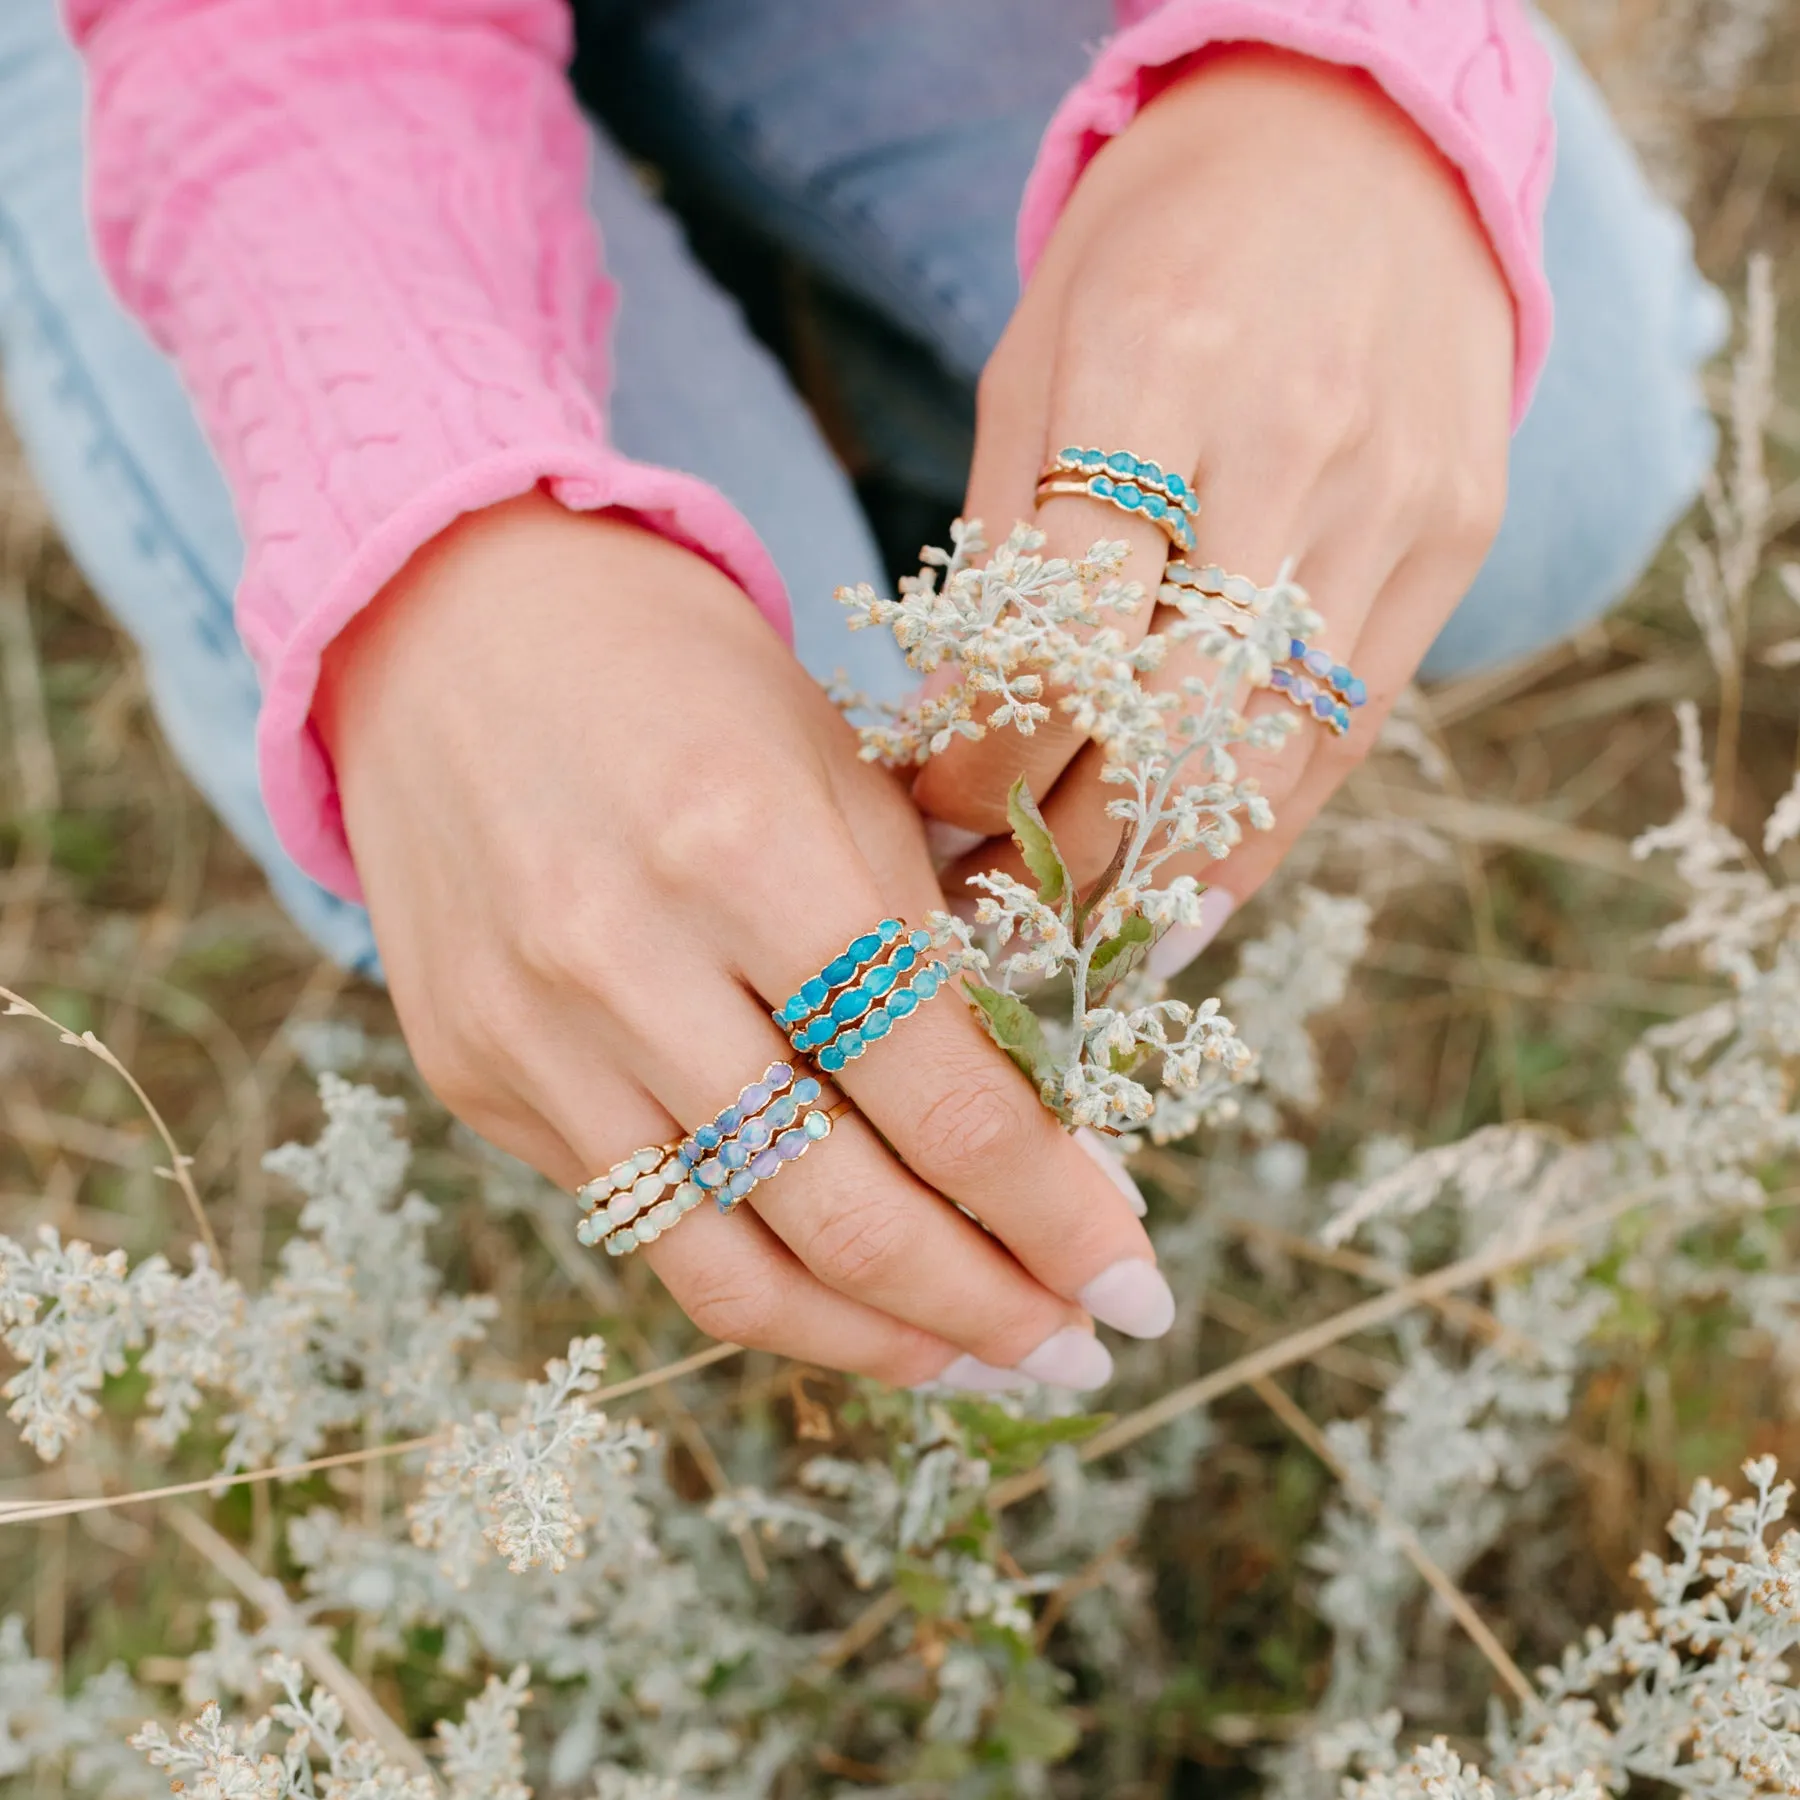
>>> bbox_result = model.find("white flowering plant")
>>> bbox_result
[839,522,1319,1133]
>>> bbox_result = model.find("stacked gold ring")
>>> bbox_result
[1034,446,1198,554]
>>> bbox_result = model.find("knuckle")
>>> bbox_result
[803,1189,916,1292]
[678,1267,781,1349]
[1441,459,1508,559]
[907,1056,1038,1188]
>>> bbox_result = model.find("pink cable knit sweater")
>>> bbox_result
[66,0,1554,899]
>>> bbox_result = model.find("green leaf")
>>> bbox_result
[962,980,1055,1089]
[946,1399,1112,1478]
[895,1566,954,1616]
[990,1689,1082,1765]
[1006,775,1070,908]
[1086,913,1154,994]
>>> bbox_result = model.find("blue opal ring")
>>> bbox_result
[777,921,952,1075]
[1162,560,1366,737]
[1036,447,1198,555]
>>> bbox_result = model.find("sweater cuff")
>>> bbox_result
[257,447,793,900]
[1016,0,1556,427]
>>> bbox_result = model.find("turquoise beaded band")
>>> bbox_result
[1163,561,1367,737]
[1036,447,1199,555]
[778,921,952,1075]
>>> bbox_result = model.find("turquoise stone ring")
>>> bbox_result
[777,919,954,1075]
[1036,447,1199,554]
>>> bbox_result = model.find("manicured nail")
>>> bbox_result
[1078,1259,1176,1339]
[924,818,990,866]
[1015,1327,1113,1391]
[1147,887,1237,980]
[1074,1126,1146,1217]
[917,1354,1031,1394]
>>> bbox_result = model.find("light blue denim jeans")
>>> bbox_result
[0,0,1726,973]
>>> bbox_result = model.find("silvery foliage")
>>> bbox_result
[0,1615,154,1799]
[1262,267,1800,1792]
[839,519,1323,1132]
[1318,1461,1800,1799]
[129,1657,532,1800]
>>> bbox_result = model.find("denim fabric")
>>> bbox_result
[0,0,1726,969]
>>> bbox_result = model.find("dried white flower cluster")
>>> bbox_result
[840,520,1321,1132]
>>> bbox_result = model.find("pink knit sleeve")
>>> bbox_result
[1016,0,1556,426]
[66,0,793,900]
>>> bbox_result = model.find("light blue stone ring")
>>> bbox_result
[1162,560,1366,738]
[1036,447,1199,555]
[777,919,953,1076]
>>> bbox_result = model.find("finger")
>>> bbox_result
[737,900,1178,1345]
[912,319,1191,837]
[522,922,1117,1387]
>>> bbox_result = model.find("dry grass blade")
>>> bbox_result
[0,1341,743,1526]
[165,1505,434,1782]
[0,984,222,1264]
[1248,1372,1537,1710]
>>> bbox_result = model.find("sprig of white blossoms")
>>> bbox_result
[839,520,1321,1132]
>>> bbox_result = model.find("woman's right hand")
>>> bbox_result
[315,494,1176,1391]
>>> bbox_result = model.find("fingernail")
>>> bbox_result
[1078,1259,1176,1339]
[1073,1126,1146,1217]
[917,1354,1031,1394]
[1015,1326,1114,1391]
[924,818,990,867]
[1147,888,1237,980]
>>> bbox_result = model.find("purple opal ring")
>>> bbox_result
[1161,560,1367,737]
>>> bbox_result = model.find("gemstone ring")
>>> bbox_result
[1034,446,1199,555]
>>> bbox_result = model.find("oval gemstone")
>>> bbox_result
[1106,450,1136,474]
[720,1141,749,1170]
[823,954,855,985]
[1302,648,1334,678]
[766,1095,798,1130]
[1292,677,1317,702]
[817,1044,847,1073]
[849,932,881,963]
[633,1147,663,1174]
[892,945,918,974]
[1270,667,1293,691]
[1115,483,1142,507]
[678,1141,700,1167]
[632,1173,664,1206]
[750,1147,782,1179]
[800,976,828,1008]
[727,1169,757,1199]
[605,1233,629,1257]
[1288,638,1308,660]
[768,1062,794,1089]
[1334,705,1352,732]
[1142,493,1167,519]
[1165,471,1189,502]
[830,988,870,1023]
[775,1129,808,1160]
[879,918,902,942]
[793,1077,822,1106]
[804,1110,833,1140]
[637,1217,662,1244]
[607,1193,638,1226]
[576,1214,604,1245]
[673,1182,703,1211]
[865,962,897,997]
[649,1197,679,1229]
[1139,458,1164,484]
[1313,695,1335,720]
[1223,575,1257,604]
[739,1081,772,1113]
[836,1032,865,1061]
[889,990,918,1019]
[695,1159,725,1190]
[716,1105,743,1134]
[1345,678,1368,708]
[862,1009,892,1040]
[914,969,941,998]
[909,929,931,951]
[694,1123,722,1150]
[1091,475,1115,498]
[741,1117,772,1150]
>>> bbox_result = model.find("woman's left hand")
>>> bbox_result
[914,45,1516,963]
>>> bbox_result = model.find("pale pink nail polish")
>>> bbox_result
[918,1355,1031,1394]
[1078,1260,1177,1339]
[1147,888,1237,980]
[1074,1126,1147,1217]
[1015,1327,1113,1391]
